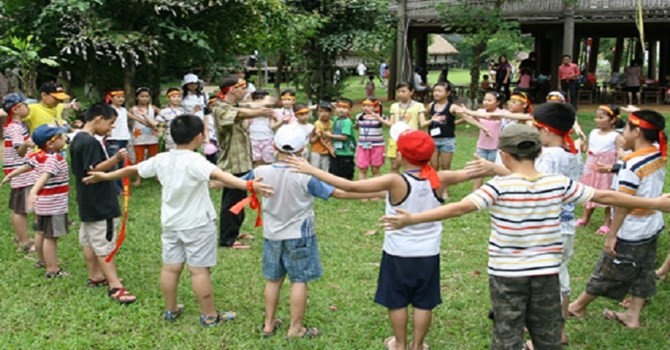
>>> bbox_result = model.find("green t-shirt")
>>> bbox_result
[333,117,355,156]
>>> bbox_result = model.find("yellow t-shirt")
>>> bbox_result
[311,119,333,155]
[387,100,425,158]
[25,103,65,132]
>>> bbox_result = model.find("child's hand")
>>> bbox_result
[323,131,333,138]
[590,161,612,174]
[83,171,108,185]
[286,155,316,175]
[27,191,37,212]
[115,148,128,162]
[657,193,670,213]
[603,235,617,256]
[621,104,640,113]
[482,127,492,138]
[379,208,413,230]
[251,177,274,197]
[209,180,225,189]
[0,176,10,186]
[465,153,496,177]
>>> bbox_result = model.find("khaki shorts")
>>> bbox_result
[79,218,118,256]
[162,220,217,268]
[8,186,33,215]
[37,214,69,239]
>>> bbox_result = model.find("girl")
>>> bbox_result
[495,55,512,101]
[471,91,502,190]
[249,90,280,167]
[157,88,185,152]
[273,90,296,125]
[576,105,620,234]
[130,87,160,186]
[181,73,209,117]
[420,82,490,197]
[355,98,389,192]
[105,88,138,192]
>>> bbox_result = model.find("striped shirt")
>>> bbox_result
[466,173,595,277]
[616,147,666,243]
[32,152,69,216]
[355,113,385,146]
[3,121,34,189]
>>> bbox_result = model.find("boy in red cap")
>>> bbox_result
[287,130,476,350]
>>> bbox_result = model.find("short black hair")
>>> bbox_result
[166,87,181,96]
[170,114,204,145]
[251,90,269,100]
[506,147,542,161]
[395,82,413,91]
[318,101,332,112]
[533,103,575,133]
[280,89,296,98]
[483,74,489,79]
[337,97,353,108]
[219,75,240,90]
[84,103,117,122]
[627,110,666,143]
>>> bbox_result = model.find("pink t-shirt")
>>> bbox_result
[519,74,532,89]
[558,63,579,81]
[476,108,502,150]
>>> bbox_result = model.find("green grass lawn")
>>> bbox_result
[1,109,670,349]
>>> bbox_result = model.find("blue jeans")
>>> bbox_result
[105,140,128,193]
[561,79,578,110]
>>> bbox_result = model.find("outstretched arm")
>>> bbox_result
[332,189,386,200]
[591,190,670,211]
[27,172,51,211]
[1,164,33,185]
[210,168,273,197]
[84,165,140,184]
[380,198,478,230]
[465,154,511,177]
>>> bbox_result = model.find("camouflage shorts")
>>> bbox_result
[585,237,658,301]
[489,274,562,350]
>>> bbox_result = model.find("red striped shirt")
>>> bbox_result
[34,153,69,216]
[2,122,34,189]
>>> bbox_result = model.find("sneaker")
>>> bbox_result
[45,269,70,278]
[163,304,185,321]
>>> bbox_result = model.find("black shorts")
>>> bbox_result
[36,214,69,239]
[625,86,641,93]
[329,155,355,180]
[8,186,31,215]
[374,251,441,310]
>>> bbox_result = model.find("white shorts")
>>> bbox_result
[162,220,217,268]
[79,218,119,256]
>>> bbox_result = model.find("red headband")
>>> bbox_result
[3,104,19,128]
[533,120,577,154]
[629,113,667,159]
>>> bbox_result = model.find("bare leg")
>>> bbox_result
[12,212,31,246]
[34,232,45,265]
[388,308,408,350]
[287,282,308,337]
[411,308,432,350]
[160,263,184,312]
[42,238,59,273]
[561,296,569,344]
[263,278,284,334]
[359,168,368,201]
[568,291,597,318]
[188,266,216,316]
[657,252,670,280]
[82,246,105,281]
[97,255,124,289]
[429,151,439,170]
[604,207,612,227]
[628,92,633,105]
[578,207,594,225]
[635,92,641,105]
[440,152,453,198]
[603,297,644,328]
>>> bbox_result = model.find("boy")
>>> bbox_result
[327,97,356,180]
[69,103,136,303]
[568,110,667,329]
[84,114,273,326]
[157,87,185,151]
[388,83,427,173]
[287,130,476,350]
[244,124,381,338]
[309,101,335,171]
[1,93,35,253]
[380,123,670,349]
[293,103,314,159]
[480,74,491,90]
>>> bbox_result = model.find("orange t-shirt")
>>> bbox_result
[310,119,332,154]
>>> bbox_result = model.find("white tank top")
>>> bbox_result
[384,172,443,257]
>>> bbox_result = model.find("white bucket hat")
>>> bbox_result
[182,73,200,86]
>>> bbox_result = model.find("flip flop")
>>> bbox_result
[602,308,638,329]
[261,319,282,337]
[595,225,610,235]
[287,327,321,339]
[231,241,250,250]
[566,309,585,320]
[576,218,588,227]
[384,336,396,349]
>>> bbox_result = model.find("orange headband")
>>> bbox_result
[511,94,532,113]
[281,96,296,100]
[105,90,125,104]
[629,113,667,159]
[232,79,247,89]
[167,90,181,98]
[533,119,577,154]
[546,95,563,102]
[599,105,615,117]
[295,108,310,115]
[336,102,351,109]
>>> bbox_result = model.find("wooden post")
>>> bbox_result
[390,0,407,100]
[562,4,575,57]
[588,37,600,74]
[660,38,669,85]
[416,32,428,84]
[648,40,657,80]
[612,37,624,73]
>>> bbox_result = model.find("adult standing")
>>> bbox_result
[558,55,580,109]
[519,52,538,78]
[624,59,643,105]
[212,75,274,249]
[379,62,387,84]
[357,62,367,85]
[23,82,79,132]
[495,55,512,102]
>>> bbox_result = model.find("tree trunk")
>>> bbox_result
[123,60,136,108]
[468,40,487,107]
[274,52,285,95]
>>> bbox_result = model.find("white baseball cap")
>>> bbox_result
[274,124,307,154]
[390,121,412,141]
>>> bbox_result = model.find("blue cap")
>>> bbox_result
[2,93,27,113]
[32,124,68,148]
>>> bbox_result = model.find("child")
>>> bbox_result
[328,98,356,180]
[355,98,389,184]
[26,125,69,277]
[517,68,532,90]
[568,110,667,330]
[287,130,476,350]
[471,91,503,190]
[69,103,136,303]
[480,75,491,91]
[308,101,334,171]
[84,114,273,325]
[381,123,670,349]
[293,103,315,159]
[243,124,379,338]
[157,88,186,151]
[576,105,620,234]
[273,89,296,125]
[365,74,376,99]
[388,82,427,173]
[249,90,281,167]
[1,93,35,252]
[105,88,133,160]
[130,87,160,186]
[181,73,209,118]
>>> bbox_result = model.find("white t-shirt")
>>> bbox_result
[182,93,208,118]
[588,129,618,153]
[249,117,274,141]
[384,173,443,257]
[294,122,314,158]
[357,63,367,76]
[248,163,334,240]
[109,106,131,140]
[138,150,217,230]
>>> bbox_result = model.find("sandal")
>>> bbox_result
[288,327,321,339]
[261,319,282,337]
[230,241,250,250]
[45,269,70,278]
[595,225,610,235]
[86,278,109,288]
[163,304,185,321]
[18,241,34,253]
[238,233,255,241]
[34,261,46,269]
[200,310,236,328]
[576,218,588,227]
[108,287,137,305]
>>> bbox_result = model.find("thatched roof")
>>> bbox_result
[428,35,459,56]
